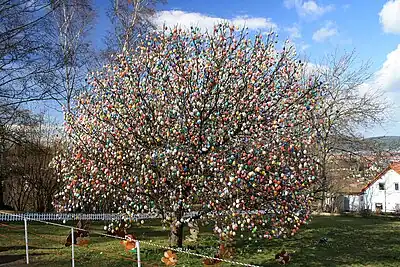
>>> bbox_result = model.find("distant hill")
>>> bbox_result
[366,136,400,151]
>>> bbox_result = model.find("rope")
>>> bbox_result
[0,221,158,266]
[0,211,262,267]
[139,240,260,267]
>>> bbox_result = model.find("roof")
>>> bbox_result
[331,176,372,195]
[336,180,369,195]
[360,162,400,193]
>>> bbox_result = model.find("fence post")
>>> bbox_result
[136,240,141,267]
[24,218,29,264]
[71,228,75,267]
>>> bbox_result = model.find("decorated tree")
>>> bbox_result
[52,24,323,247]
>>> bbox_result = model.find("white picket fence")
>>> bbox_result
[0,211,204,222]
[0,210,280,222]
[0,212,159,222]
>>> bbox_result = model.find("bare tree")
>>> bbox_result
[0,0,55,109]
[305,49,390,210]
[0,108,41,208]
[104,0,164,55]
[0,0,59,208]
[3,115,61,211]
[39,0,97,113]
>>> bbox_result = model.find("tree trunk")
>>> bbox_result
[0,181,5,209]
[0,137,5,209]
[170,202,184,247]
[321,191,326,212]
[170,219,184,247]
[46,194,53,212]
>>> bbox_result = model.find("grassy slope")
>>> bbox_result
[2,215,400,266]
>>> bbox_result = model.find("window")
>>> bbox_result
[396,183,399,191]
[379,183,385,190]
[360,195,364,201]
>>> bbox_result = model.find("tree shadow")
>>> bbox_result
[0,253,49,265]
[0,246,59,252]
[241,215,400,266]
[132,227,170,239]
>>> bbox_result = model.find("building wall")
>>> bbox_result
[361,170,400,212]
[323,194,361,212]
[344,195,361,212]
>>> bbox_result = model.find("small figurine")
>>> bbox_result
[275,249,291,265]
[161,250,178,266]
[120,234,136,252]
[65,220,90,247]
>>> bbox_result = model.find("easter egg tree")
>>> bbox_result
[52,24,323,247]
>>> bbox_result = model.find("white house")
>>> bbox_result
[360,163,400,213]
[323,163,400,213]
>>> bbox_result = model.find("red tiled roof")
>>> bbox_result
[360,162,400,193]
[391,162,400,174]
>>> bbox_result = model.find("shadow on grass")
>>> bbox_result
[0,246,60,252]
[0,253,49,265]
[238,216,400,266]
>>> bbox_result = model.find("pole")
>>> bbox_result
[136,240,141,267]
[71,228,75,267]
[24,218,29,264]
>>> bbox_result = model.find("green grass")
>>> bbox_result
[2,215,400,266]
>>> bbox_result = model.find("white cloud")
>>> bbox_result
[312,21,338,42]
[374,44,400,92]
[358,44,400,95]
[153,10,278,32]
[284,0,334,19]
[357,45,400,136]
[284,24,302,39]
[303,62,329,77]
[306,45,400,136]
[379,0,400,34]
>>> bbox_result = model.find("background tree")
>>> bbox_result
[0,0,55,108]
[0,0,166,209]
[3,115,61,211]
[53,25,323,247]
[0,0,57,208]
[40,0,97,113]
[104,0,164,56]
[0,108,41,209]
[304,50,389,210]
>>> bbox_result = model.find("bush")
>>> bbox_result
[360,209,372,217]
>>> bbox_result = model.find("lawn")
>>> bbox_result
[2,215,400,266]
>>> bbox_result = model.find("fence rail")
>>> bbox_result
[0,210,281,222]
[0,212,157,221]
[0,211,203,222]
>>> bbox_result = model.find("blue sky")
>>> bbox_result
[60,0,400,137]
